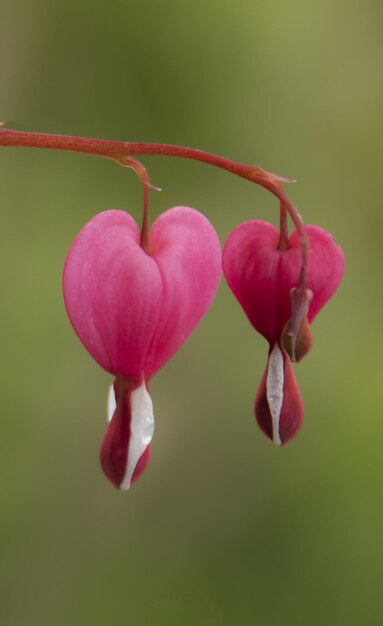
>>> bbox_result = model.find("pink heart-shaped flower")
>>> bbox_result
[63,206,221,487]
[64,206,221,378]
[222,219,344,446]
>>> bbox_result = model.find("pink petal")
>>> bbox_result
[63,210,162,379]
[290,227,344,324]
[144,207,222,378]
[223,221,281,343]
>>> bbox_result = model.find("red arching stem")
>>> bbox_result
[0,124,308,265]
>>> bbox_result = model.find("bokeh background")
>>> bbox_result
[0,1,382,624]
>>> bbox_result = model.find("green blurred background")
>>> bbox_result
[0,1,382,624]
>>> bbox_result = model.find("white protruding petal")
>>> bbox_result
[120,379,155,491]
[107,384,116,423]
[266,343,284,446]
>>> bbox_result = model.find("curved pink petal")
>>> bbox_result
[144,206,222,378]
[63,210,163,379]
[289,227,344,324]
[223,220,344,344]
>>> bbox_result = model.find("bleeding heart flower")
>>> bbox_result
[222,220,344,445]
[63,206,221,489]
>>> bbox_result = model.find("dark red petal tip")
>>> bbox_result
[255,344,304,445]
[100,377,154,489]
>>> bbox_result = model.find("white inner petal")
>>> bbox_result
[120,379,155,491]
[266,343,284,446]
[107,384,116,423]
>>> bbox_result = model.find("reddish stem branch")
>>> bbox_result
[0,124,308,264]
[116,155,152,251]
